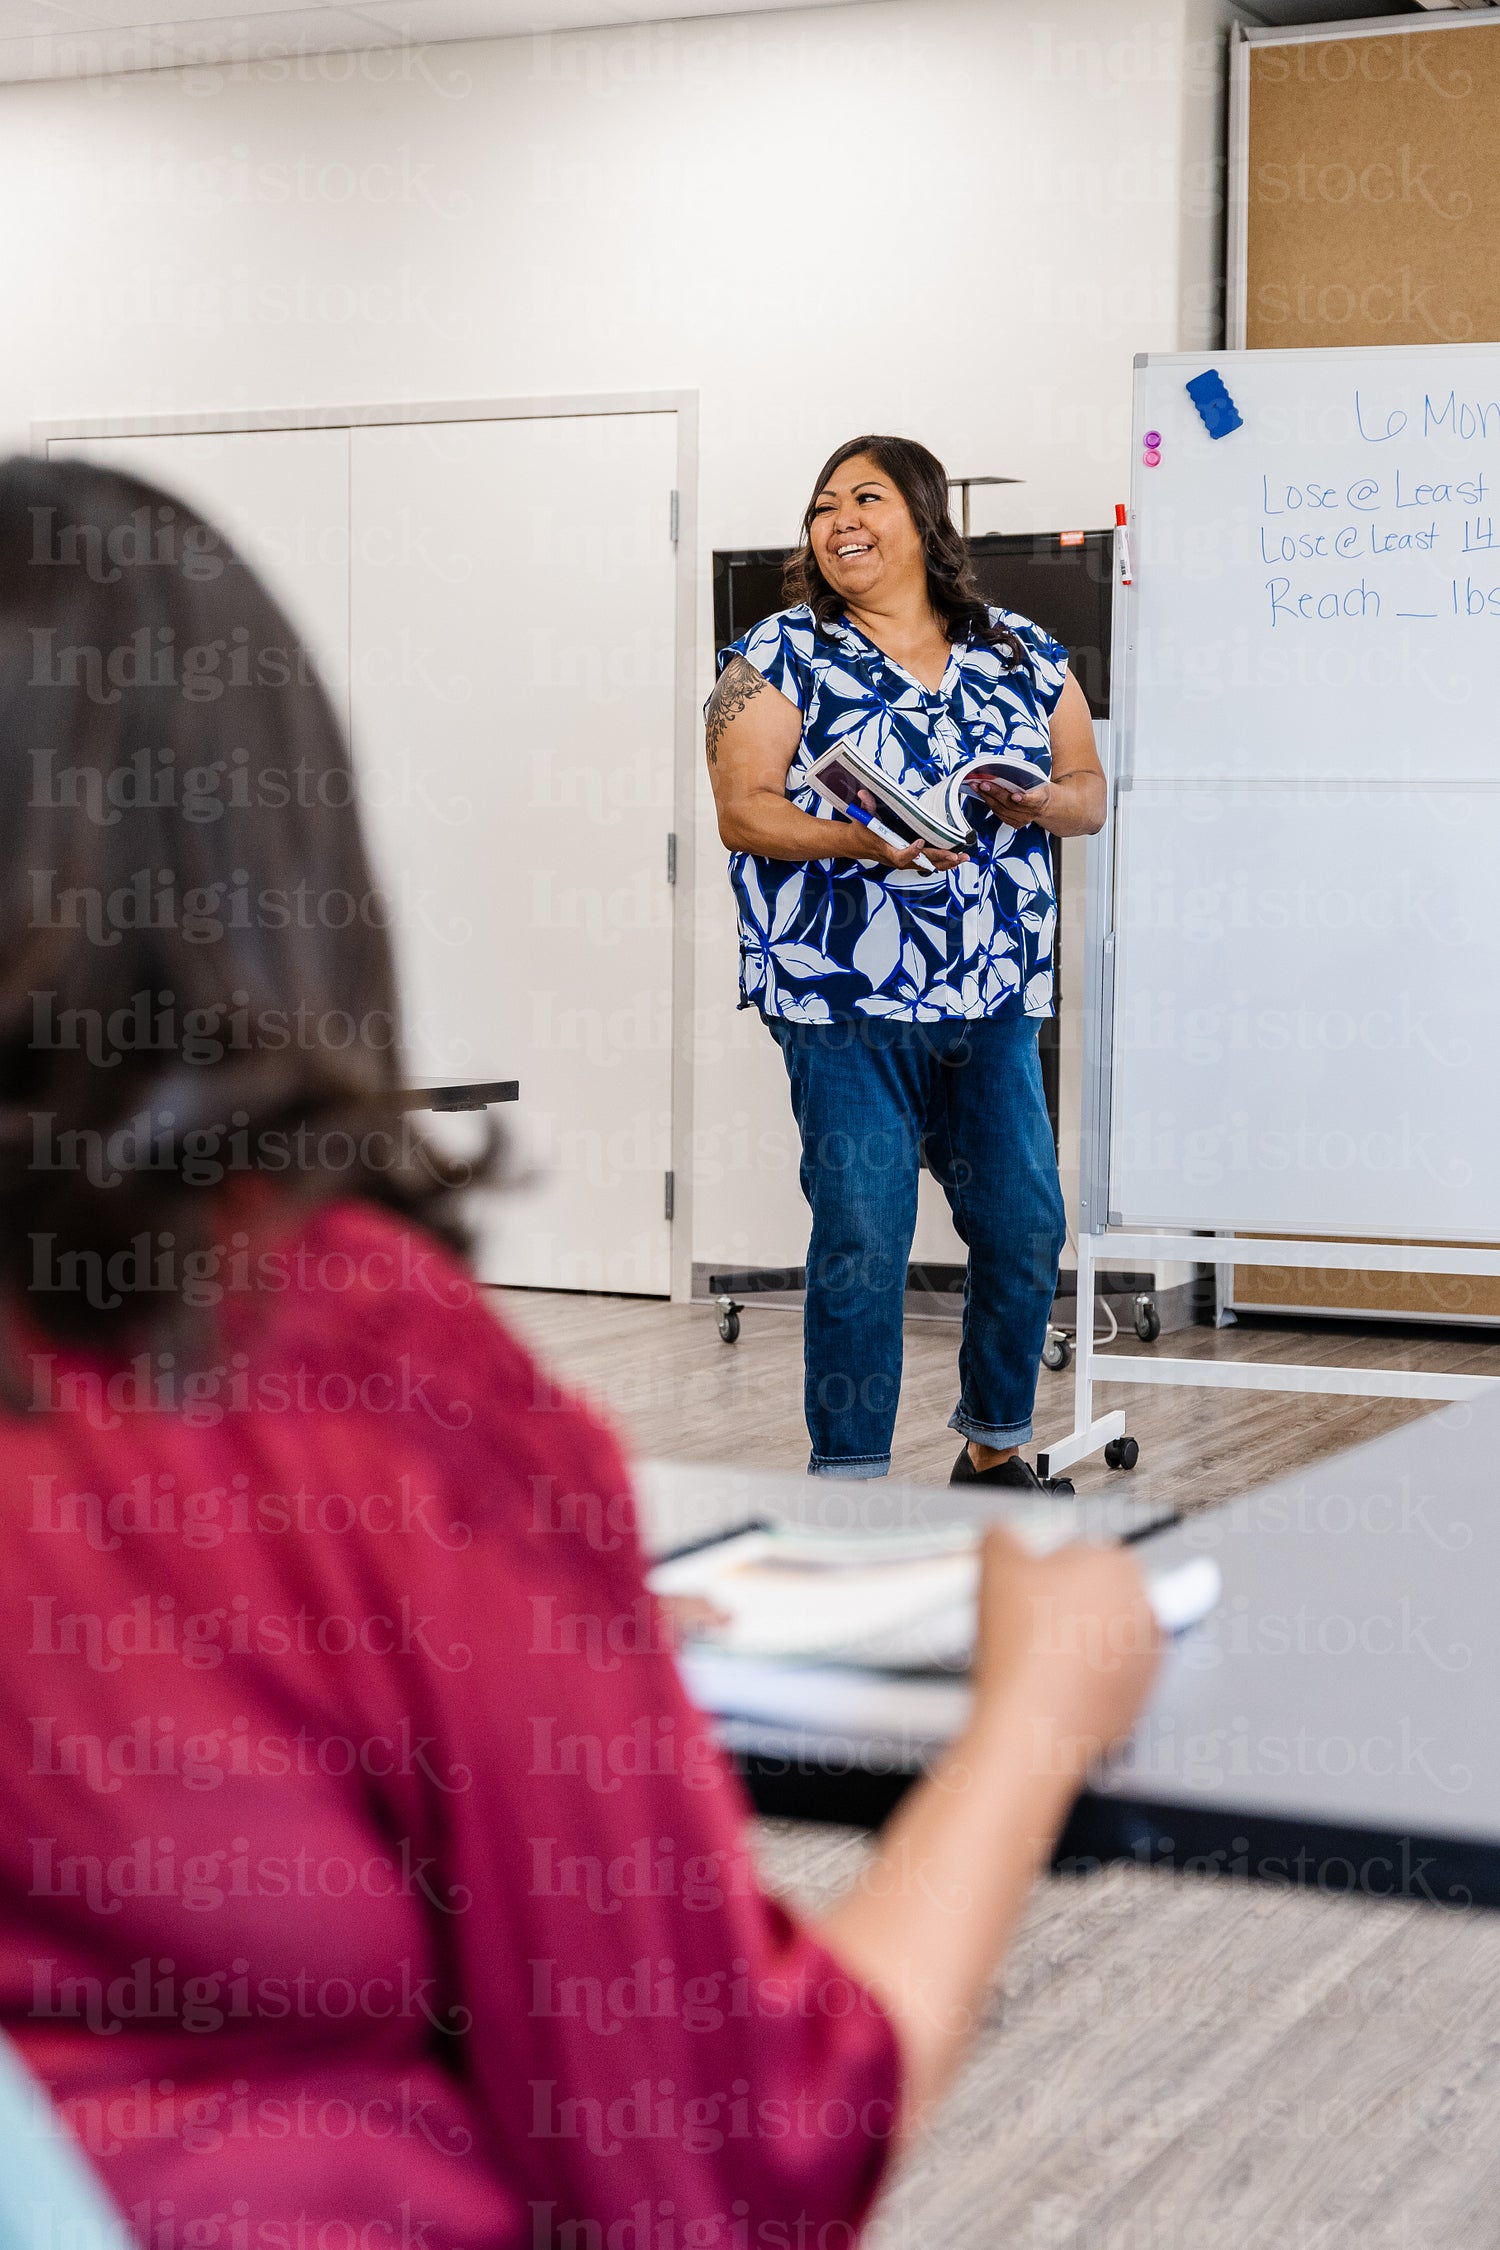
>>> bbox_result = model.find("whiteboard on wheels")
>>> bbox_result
[1108,345,1500,1241]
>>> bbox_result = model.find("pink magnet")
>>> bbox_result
[1143,447,1161,466]
[1143,429,1161,447]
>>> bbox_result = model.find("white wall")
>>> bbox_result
[0,0,1242,1281]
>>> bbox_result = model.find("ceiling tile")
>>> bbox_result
[0,16,176,72]
[344,0,626,36]
[0,0,947,85]
[335,0,860,43]
[151,2,402,56]
[10,0,340,27]
[0,0,624,35]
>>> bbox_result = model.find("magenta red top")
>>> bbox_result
[0,1200,899,2246]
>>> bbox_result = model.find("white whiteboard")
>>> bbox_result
[1109,785,1496,1237]
[1108,347,1500,1240]
[1126,345,1500,783]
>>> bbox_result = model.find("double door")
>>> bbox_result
[55,410,681,1292]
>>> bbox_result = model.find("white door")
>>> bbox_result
[47,413,680,1296]
[47,429,352,730]
[350,414,678,1293]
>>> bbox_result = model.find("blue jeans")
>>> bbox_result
[766,1011,1066,1478]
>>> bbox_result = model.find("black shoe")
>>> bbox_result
[950,1445,1075,1496]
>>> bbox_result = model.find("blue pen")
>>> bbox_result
[839,797,934,873]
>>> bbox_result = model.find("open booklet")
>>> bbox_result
[805,744,1049,855]
[648,1521,1219,1677]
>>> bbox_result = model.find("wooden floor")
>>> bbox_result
[495,1287,1500,2246]
[757,1826,1500,2250]
[496,1285,1500,1510]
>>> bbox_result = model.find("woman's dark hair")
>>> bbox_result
[783,435,1025,665]
[0,453,484,1358]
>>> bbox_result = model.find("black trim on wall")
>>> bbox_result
[704,1264,1157,1300]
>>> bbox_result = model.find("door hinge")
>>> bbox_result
[669,489,680,545]
[666,831,678,885]
[664,1171,676,1222]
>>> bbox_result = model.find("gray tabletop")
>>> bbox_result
[635,1455,1173,1558]
[1071,1394,1495,1907]
[640,1404,1499,1907]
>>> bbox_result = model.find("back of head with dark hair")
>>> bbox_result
[782,434,1025,666]
[0,453,478,1361]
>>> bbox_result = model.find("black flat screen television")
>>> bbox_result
[712,528,1114,716]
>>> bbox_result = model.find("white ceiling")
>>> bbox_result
[0,0,1451,90]
[0,0,857,85]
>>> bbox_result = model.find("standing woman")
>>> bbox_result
[706,435,1107,1486]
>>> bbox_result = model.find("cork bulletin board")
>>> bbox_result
[1232,15,1500,352]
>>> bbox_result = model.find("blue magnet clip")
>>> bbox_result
[1185,369,1243,440]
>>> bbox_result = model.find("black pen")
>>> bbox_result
[652,1517,773,1567]
[1120,1510,1182,1548]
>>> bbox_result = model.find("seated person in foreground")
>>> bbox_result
[0,457,1158,2246]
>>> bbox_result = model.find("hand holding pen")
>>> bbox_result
[838,788,966,876]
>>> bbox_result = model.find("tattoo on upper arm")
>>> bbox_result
[705,656,768,764]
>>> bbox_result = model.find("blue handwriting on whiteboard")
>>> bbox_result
[1261,478,1340,513]
[1260,526,1363,562]
[1355,391,1500,444]
[1267,577,1381,624]
[1260,474,1483,515]
[1354,392,1406,443]
[1260,522,1439,557]
[1425,394,1500,442]
[1395,470,1485,507]
[1371,521,1438,553]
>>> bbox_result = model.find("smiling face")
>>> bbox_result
[806,452,928,611]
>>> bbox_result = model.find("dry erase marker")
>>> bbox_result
[1114,501,1133,586]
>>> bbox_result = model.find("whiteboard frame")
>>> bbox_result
[34,389,701,1304]
[1226,25,1250,355]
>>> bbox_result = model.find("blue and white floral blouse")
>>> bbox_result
[716,603,1069,1023]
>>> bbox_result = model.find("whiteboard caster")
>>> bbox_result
[716,1296,742,1345]
[1134,1294,1161,1344]
[1104,1436,1140,1471]
[1041,1327,1073,1373]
